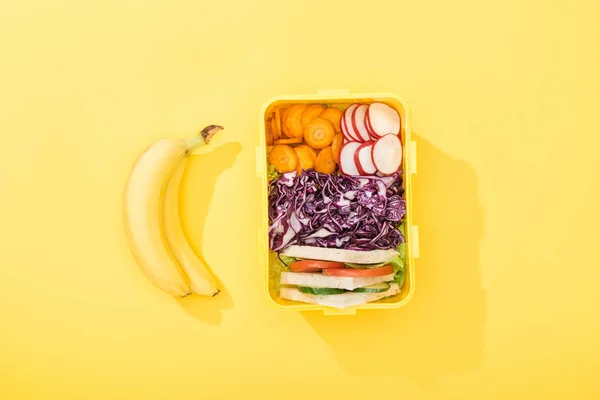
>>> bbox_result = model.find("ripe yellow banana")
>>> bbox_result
[163,156,220,296]
[123,125,223,297]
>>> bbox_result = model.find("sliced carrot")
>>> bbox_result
[278,107,288,138]
[294,144,318,175]
[295,144,317,157]
[268,144,298,173]
[331,133,343,164]
[283,104,308,138]
[315,146,337,174]
[320,107,343,133]
[266,119,274,145]
[301,104,326,130]
[274,138,303,145]
[271,113,281,140]
[304,117,335,149]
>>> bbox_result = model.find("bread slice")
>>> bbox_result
[281,245,399,264]
[281,271,395,291]
[280,283,400,309]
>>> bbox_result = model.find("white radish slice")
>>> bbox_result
[354,141,377,175]
[340,111,352,141]
[367,102,400,137]
[353,143,367,175]
[342,104,360,141]
[372,134,402,175]
[339,142,362,176]
[365,110,378,140]
[351,104,371,141]
[340,105,353,141]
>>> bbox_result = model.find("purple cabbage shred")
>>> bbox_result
[268,169,406,252]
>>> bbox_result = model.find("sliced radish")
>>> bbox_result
[366,102,400,137]
[365,110,378,140]
[337,136,348,163]
[351,104,371,142]
[342,104,360,142]
[340,105,353,141]
[353,143,367,175]
[339,142,362,176]
[354,141,377,175]
[341,112,352,141]
[372,134,402,175]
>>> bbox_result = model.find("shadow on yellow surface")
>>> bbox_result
[175,274,233,325]
[175,141,242,324]
[302,135,486,386]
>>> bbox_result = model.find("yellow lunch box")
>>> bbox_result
[258,89,419,315]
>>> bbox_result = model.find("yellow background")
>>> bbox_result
[1,0,599,398]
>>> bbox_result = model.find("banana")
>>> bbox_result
[163,154,220,296]
[123,125,223,297]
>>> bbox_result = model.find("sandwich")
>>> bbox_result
[277,245,405,309]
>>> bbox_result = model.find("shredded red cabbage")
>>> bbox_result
[268,169,406,252]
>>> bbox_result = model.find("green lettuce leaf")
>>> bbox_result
[278,254,297,267]
[388,255,405,286]
[386,242,406,286]
[397,242,406,259]
[269,253,294,293]
[267,164,280,181]
[398,222,405,236]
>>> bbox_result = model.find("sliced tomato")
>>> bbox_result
[289,260,345,272]
[323,265,393,277]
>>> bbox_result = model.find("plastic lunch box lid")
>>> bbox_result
[258,89,419,315]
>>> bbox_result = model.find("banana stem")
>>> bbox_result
[184,125,224,151]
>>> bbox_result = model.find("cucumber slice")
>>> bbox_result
[297,286,346,295]
[352,282,391,293]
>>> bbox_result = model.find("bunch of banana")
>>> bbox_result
[123,125,224,298]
